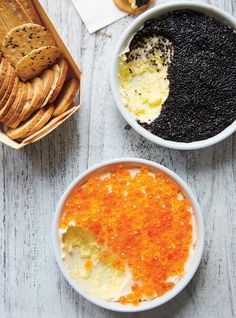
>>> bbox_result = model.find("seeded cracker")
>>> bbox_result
[16,45,61,81]
[0,0,32,42]
[3,23,56,67]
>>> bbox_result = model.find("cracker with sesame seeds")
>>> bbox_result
[16,45,61,81]
[2,23,56,67]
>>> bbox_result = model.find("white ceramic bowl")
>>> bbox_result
[110,1,236,150]
[52,158,204,312]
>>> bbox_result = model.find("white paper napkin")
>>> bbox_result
[72,0,127,34]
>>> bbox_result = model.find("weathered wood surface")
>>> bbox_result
[0,0,236,317]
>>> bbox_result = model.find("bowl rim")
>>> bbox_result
[110,1,236,150]
[52,158,204,313]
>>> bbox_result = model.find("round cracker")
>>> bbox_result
[36,68,54,109]
[3,81,24,125]
[22,105,77,144]
[22,104,55,139]
[3,23,56,66]
[113,0,153,14]
[5,82,28,127]
[0,66,17,109]
[30,76,44,111]
[7,107,45,140]
[0,76,19,121]
[16,46,61,81]
[0,61,14,101]
[41,64,60,107]
[0,59,5,88]
[23,76,44,119]
[0,58,9,89]
[53,78,79,117]
[10,82,33,128]
[48,59,68,103]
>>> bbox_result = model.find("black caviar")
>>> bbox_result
[136,0,150,8]
[129,10,236,142]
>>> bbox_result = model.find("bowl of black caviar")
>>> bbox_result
[111,1,236,150]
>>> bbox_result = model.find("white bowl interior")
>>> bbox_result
[111,1,236,150]
[52,158,204,312]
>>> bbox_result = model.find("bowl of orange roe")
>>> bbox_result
[52,158,204,312]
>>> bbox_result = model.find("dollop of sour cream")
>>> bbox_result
[118,35,174,124]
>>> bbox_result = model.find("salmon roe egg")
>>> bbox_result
[60,166,193,305]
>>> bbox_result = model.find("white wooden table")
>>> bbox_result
[0,0,235,317]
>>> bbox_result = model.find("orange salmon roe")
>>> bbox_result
[84,259,93,271]
[60,165,193,305]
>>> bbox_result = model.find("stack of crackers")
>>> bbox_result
[0,0,80,142]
